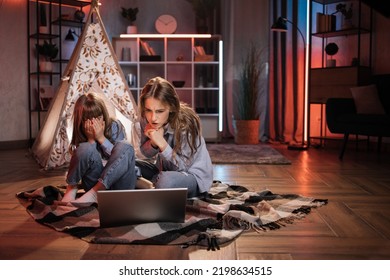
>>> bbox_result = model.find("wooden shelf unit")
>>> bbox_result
[309,0,372,143]
[27,0,90,144]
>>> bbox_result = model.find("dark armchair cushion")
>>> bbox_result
[325,74,390,159]
[350,84,386,114]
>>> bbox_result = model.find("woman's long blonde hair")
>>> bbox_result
[140,77,202,159]
[70,93,114,152]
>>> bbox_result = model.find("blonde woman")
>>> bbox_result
[136,77,213,198]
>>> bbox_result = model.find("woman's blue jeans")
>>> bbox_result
[135,159,200,197]
[66,141,136,191]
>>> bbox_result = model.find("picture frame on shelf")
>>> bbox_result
[38,85,54,110]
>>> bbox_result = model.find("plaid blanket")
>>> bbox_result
[16,181,327,250]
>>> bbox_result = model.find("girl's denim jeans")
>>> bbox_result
[66,141,136,191]
[135,159,200,197]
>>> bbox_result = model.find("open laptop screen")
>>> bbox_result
[97,188,187,227]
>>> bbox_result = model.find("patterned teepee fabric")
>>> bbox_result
[31,7,140,169]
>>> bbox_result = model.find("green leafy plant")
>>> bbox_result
[36,40,58,61]
[121,7,139,25]
[235,43,262,120]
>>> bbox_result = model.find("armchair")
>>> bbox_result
[326,74,390,159]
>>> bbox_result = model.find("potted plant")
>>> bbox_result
[121,7,139,34]
[36,40,58,72]
[325,42,339,67]
[233,43,262,145]
[333,3,353,29]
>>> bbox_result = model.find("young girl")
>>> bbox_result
[136,77,213,198]
[62,92,137,203]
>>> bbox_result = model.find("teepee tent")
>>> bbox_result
[31,0,141,169]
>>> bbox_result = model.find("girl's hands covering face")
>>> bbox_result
[92,116,105,143]
[84,119,95,143]
[84,116,105,144]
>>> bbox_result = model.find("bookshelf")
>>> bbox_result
[112,34,223,142]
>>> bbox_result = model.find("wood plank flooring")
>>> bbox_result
[0,141,389,260]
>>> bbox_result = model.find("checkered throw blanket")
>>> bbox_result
[16,181,327,250]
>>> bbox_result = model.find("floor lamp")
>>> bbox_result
[271,17,308,150]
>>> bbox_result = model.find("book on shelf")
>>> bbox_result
[140,40,153,56]
[139,40,160,60]
[193,45,206,56]
[149,46,156,56]
[193,45,214,61]
[316,13,336,33]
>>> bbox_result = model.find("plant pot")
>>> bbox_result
[121,47,131,61]
[39,26,49,34]
[233,119,260,145]
[127,25,137,34]
[39,61,53,72]
[326,59,336,67]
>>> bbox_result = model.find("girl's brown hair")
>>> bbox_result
[70,93,113,152]
[140,77,201,159]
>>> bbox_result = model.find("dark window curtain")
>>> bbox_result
[269,0,307,145]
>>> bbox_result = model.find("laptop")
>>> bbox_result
[97,188,187,227]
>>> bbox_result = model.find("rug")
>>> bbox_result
[16,181,326,250]
[207,144,291,164]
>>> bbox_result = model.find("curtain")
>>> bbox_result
[269,0,307,145]
[220,0,270,142]
[219,0,306,144]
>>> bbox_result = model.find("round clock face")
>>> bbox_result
[155,14,177,34]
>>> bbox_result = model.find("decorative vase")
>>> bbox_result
[122,47,131,61]
[127,25,137,34]
[39,26,48,34]
[351,57,360,66]
[233,119,260,145]
[342,17,353,29]
[39,61,53,72]
[326,59,336,67]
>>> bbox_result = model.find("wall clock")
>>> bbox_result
[155,14,177,34]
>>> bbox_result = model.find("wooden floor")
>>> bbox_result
[1,140,390,260]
